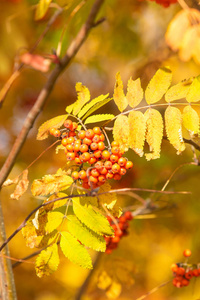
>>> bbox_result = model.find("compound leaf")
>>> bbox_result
[35,0,52,20]
[113,72,128,112]
[67,215,106,252]
[72,83,90,116]
[113,115,129,152]
[144,108,163,160]
[145,67,172,104]
[78,93,110,119]
[31,169,73,196]
[60,231,92,269]
[37,114,68,140]
[126,78,143,108]
[182,105,199,137]
[165,78,193,102]
[35,244,59,277]
[165,106,185,154]
[128,111,146,157]
[186,76,200,102]
[72,197,113,236]
[84,114,114,125]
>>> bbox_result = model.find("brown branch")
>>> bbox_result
[0,0,105,188]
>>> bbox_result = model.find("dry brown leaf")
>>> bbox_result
[10,169,29,200]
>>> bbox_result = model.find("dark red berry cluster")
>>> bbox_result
[148,0,177,7]
[49,119,133,189]
[171,250,200,288]
[104,211,133,254]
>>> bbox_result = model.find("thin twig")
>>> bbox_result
[135,280,171,300]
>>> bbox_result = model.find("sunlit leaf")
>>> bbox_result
[10,169,29,200]
[60,231,92,269]
[42,192,68,212]
[113,115,129,152]
[144,108,163,160]
[128,111,146,157]
[165,106,185,154]
[113,72,128,112]
[31,169,73,196]
[126,78,143,108]
[182,105,199,137]
[72,83,90,115]
[145,67,172,104]
[78,93,110,119]
[84,114,114,125]
[67,215,106,252]
[179,26,198,62]
[186,76,200,102]
[45,212,64,234]
[72,197,114,236]
[37,115,68,140]
[65,103,75,114]
[35,244,59,277]
[35,0,52,21]
[165,78,193,103]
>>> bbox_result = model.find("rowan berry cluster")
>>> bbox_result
[49,119,133,189]
[148,0,177,7]
[104,211,133,254]
[171,250,200,288]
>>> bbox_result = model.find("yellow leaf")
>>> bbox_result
[72,83,90,116]
[165,78,193,103]
[144,108,163,160]
[84,114,114,125]
[45,212,64,234]
[165,106,185,154]
[42,192,68,212]
[113,115,129,152]
[128,111,146,157]
[113,72,128,112]
[126,78,143,108]
[31,169,73,196]
[35,0,52,21]
[186,76,200,103]
[37,114,68,140]
[145,67,172,104]
[35,244,59,277]
[10,170,29,200]
[182,105,199,137]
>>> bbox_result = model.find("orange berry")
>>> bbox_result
[110,154,119,163]
[98,175,106,183]
[104,161,112,169]
[94,150,102,158]
[118,157,127,167]
[66,144,74,152]
[176,267,185,276]
[183,249,192,257]
[89,175,98,184]
[53,129,61,137]
[112,236,120,243]
[124,211,133,220]
[82,182,90,189]
[83,137,92,146]
[85,129,94,139]
[185,270,193,279]
[113,173,121,180]
[75,157,82,164]
[88,157,97,164]
[111,146,120,155]
[90,142,98,151]
[112,163,120,174]
[79,170,87,180]
[78,130,86,139]
[61,138,68,146]
[92,135,100,143]
[72,122,78,131]
[102,150,110,160]
[69,131,76,137]
[91,168,100,177]
[74,143,81,152]
[66,136,75,144]
[64,119,73,130]
[192,269,199,277]
[125,161,133,169]
[71,171,79,180]
[95,161,104,170]
[81,152,91,162]
[66,152,75,161]
[119,167,126,176]
[98,142,105,151]
[106,172,114,180]
[49,128,56,135]
[99,133,105,141]
[171,263,178,273]
[111,141,119,147]
[80,144,89,153]
[182,278,190,286]
[93,127,101,135]
[100,167,108,175]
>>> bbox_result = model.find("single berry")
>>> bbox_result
[183,249,192,258]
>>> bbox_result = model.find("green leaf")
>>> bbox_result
[60,231,92,269]
[35,244,59,277]
[72,197,114,236]
[165,78,193,103]
[78,94,110,119]
[35,0,52,21]
[67,215,106,252]
[72,83,90,116]
[186,76,200,102]
[31,169,73,196]
[145,67,172,104]
[37,114,68,140]
[126,78,143,108]
[113,72,128,112]
[84,114,114,125]
[45,212,64,234]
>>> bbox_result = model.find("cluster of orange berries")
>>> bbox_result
[171,249,200,288]
[49,119,133,189]
[104,211,133,254]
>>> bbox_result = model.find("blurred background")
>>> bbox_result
[1,0,200,299]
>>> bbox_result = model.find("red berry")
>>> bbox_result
[183,249,192,257]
